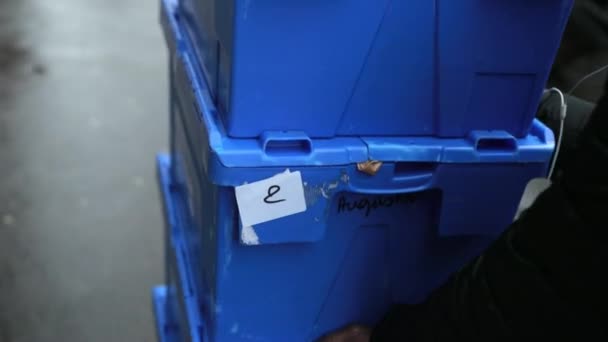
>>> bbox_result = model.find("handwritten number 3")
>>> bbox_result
[264,185,286,204]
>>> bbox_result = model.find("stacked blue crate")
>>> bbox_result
[153,0,571,341]
[178,0,573,138]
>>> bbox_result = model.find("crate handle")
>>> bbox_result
[347,162,436,195]
[393,162,437,179]
[469,131,518,153]
[261,131,313,157]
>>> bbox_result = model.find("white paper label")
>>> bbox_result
[235,171,307,227]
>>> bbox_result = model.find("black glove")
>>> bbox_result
[371,90,608,342]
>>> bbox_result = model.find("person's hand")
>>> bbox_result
[316,325,372,342]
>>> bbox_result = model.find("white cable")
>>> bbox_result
[548,119,565,179]
[542,64,608,178]
[567,64,608,95]
[545,87,566,113]
[545,87,567,179]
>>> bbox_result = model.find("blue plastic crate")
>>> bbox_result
[166,0,573,139]
[165,21,557,341]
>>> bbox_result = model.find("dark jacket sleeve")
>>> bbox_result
[371,93,608,341]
